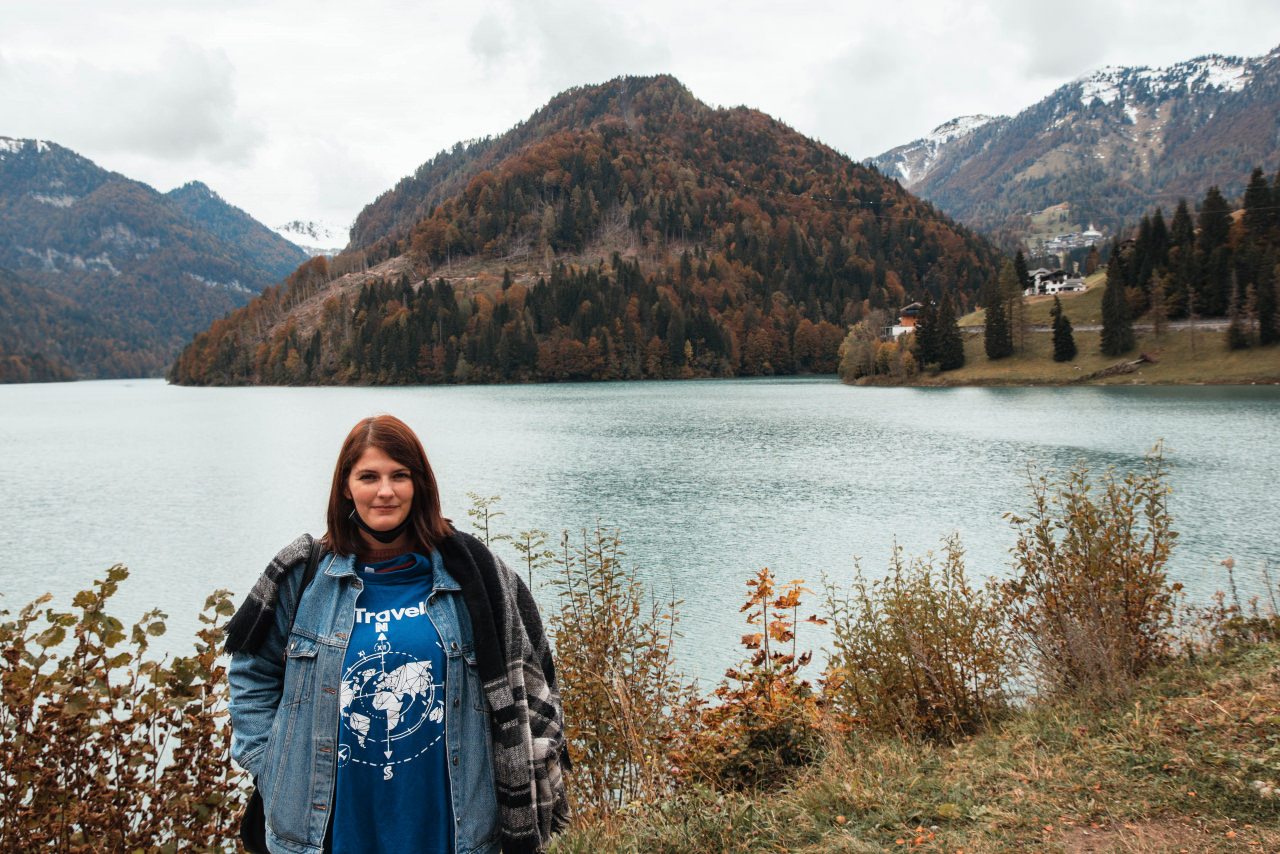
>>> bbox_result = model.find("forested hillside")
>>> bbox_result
[170,75,1002,386]
[0,138,308,378]
[0,265,162,382]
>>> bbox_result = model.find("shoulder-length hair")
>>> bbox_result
[321,415,452,556]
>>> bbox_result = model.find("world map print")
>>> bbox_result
[338,639,446,775]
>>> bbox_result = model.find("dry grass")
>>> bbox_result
[913,327,1280,387]
[550,642,1280,853]
[945,271,1280,385]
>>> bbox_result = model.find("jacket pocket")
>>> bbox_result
[460,646,490,713]
[281,635,320,708]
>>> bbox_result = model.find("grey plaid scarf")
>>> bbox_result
[225,531,570,853]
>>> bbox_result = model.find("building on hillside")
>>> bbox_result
[1025,268,1086,296]
[884,302,923,340]
[1035,223,1106,256]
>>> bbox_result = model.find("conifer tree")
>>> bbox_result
[1085,244,1100,276]
[1198,186,1234,316]
[1226,273,1251,351]
[1149,208,1169,267]
[1005,259,1029,354]
[983,261,1014,360]
[1100,245,1135,357]
[1169,199,1194,250]
[911,295,940,367]
[1243,167,1272,242]
[1050,296,1076,362]
[1259,263,1278,346]
[936,291,965,371]
[1014,249,1031,294]
[1149,271,1168,342]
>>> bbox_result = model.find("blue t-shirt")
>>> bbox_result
[331,552,453,854]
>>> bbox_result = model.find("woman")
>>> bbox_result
[225,415,569,854]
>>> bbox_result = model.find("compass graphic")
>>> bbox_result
[338,636,445,771]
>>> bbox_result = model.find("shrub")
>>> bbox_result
[1002,445,1179,700]
[822,535,1009,740]
[0,566,243,853]
[675,568,825,790]
[546,525,698,816]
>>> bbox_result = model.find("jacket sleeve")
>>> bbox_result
[227,566,300,780]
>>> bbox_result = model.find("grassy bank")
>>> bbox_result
[912,274,1280,386]
[552,641,1280,854]
[919,327,1280,386]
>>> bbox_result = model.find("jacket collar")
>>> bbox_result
[324,549,461,592]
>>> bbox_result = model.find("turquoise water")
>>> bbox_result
[1,377,1277,681]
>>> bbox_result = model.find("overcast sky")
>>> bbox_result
[4,0,1280,231]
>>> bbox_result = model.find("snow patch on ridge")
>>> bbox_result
[1080,71,1121,107]
[881,115,998,185]
[274,218,349,256]
[926,115,996,145]
[0,137,53,157]
[1079,55,1251,109]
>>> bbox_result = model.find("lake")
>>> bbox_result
[1,377,1277,682]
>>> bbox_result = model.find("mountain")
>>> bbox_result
[274,219,349,257]
[0,138,308,379]
[165,181,309,277]
[170,75,1002,387]
[867,46,1280,245]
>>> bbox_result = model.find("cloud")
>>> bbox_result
[480,0,671,91]
[0,40,262,164]
[470,11,513,66]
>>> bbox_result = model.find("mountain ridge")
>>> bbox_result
[867,45,1280,243]
[0,138,309,378]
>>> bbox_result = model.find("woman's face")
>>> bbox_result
[345,446,414,534]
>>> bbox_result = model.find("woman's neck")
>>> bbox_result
[356,530,416,563]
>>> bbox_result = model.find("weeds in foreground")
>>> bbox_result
[822,534,1010,739]
[2,449,1274,851]
[557,643,1280,854]
[1003,444,1179,701]
[546,524,699,816]
[0,567,242,853]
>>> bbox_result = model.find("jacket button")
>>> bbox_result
[451,642,459,651]
[453,698,460,707]
[452,757,459,766]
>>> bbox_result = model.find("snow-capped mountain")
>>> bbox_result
[871,115,1003,186]
[274,219,349,257]
[867,45,1280,237]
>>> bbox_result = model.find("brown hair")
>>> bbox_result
[322,415,452,556]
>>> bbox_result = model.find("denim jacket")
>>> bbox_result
[229,551,501,854]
